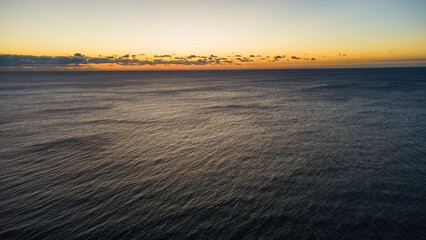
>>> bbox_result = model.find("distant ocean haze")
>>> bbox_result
[0,68,425,239]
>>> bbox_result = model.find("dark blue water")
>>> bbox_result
[0,68,425,239]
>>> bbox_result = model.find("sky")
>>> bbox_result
[0,0,425,70]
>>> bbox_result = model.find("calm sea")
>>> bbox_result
[0,68,425,239]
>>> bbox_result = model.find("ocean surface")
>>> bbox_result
[0,68,425,239]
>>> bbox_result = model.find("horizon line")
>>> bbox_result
[1,66,425,72]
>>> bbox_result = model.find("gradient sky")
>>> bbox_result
[1,0,425,69]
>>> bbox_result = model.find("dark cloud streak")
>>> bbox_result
[0,52,334,68]
[0,54,238,67]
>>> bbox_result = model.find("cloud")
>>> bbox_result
[0,54,214,67]
[0,54,88,67]
[239,58,253,62]
[87,57,114,64]
[154,55,172,58]
[274,55,286,60]
[0,51,325,68]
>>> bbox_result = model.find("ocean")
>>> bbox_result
[0,68,425,239]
